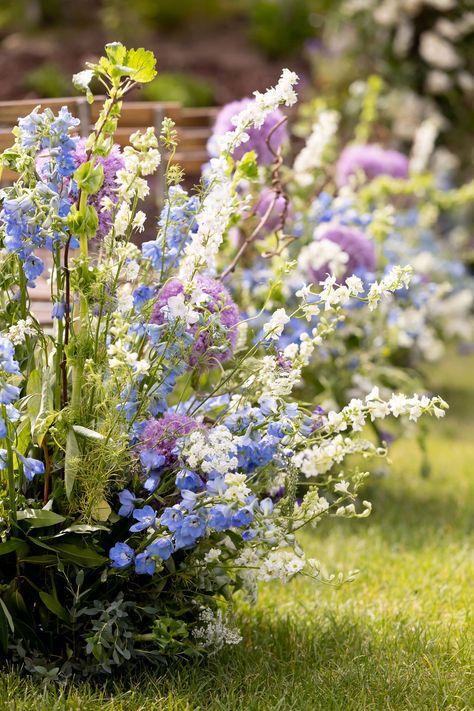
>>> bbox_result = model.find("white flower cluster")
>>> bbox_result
[179,69,299,281]
[183,426,238,476]
[295,434,381,477]
[296,274,365,317]
[298,239,349,282]
[218,68,299,156]
[7,317,36,345]
[296,388,447,477]
[179,169,235,281]
[257,550,305,582]
[109,127,159,238]
[327,387,447,432]
[293,109,339,186]
[263,308,290,340]
[367,265,413,310]
[192,608,242,651]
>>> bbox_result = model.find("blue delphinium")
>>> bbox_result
[147,536,174,561]
[0,107,80,285]
[129,505,157,532]
[109,542,135,569]
[142,185,200,273]
[118,489,137,517]
[18,454,45,481]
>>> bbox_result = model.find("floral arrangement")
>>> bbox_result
[207,84,474,444]
[0,45,447,678]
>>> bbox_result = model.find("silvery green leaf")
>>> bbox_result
[72,425,105,441]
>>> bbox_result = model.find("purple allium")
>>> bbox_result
[151,275,239,367]
[139,411,201,467]
[255,188,290,233]
[72,139,125,239]
[336,144,409,187]
[310,225,376,282]
[210,98,288,165]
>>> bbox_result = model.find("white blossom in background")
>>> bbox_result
[293,109,339,186]
[410,116,443,173]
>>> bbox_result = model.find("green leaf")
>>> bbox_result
[91,499,111,522]
[72,425,104,441]
[33,367,55,446]
[105,42,127,66]
[73,69,95,104]
[49,523,109,537]
[17,508,66,528]
[74,161,104,195]
[26,368,42,423]
[236,150,259,180]
[65,429,80,501]
[67,204,98,236]
[0,599,14,634]
[123,47,157,83]
[49,542,108,568]
[0,605,9,654]
[39,592,69,623]
[0,538,24,556]
[19,554,58,565]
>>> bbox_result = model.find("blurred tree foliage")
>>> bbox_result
[140,72,216,107]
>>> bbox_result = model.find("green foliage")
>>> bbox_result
[141,73,216,108]
[23,63,71,99]
[246,0,320,58]
[74,161,105,196]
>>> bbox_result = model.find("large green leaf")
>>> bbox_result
[72,425,104,441]
[27,537,108,568]
[123,47,157,83]
[0,606,9,654]
[39,592,69,622]
[51,542,108,568]
[33,366,55,446]
[26,368,42,424]
[65,429,80,500]
[0,538,25,556]
[19,554,58,565]
[0,599,14,634]
[17,508,66,528]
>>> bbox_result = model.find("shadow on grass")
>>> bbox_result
[9,612,467,711]
[313,476,473,551]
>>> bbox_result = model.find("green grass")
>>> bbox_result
[1,354,473,710]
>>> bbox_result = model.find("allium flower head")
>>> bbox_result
[151,275,239,367]
[308,224,376,283]
[336,144,409,187]
[255,188,291,233]
[140,411,202,467]
[210,98,288,165]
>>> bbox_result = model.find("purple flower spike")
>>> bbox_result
[336,144,409,187]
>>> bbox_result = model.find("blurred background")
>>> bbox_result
[0,0,473,176]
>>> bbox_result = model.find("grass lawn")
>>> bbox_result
[0,354,472,711]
